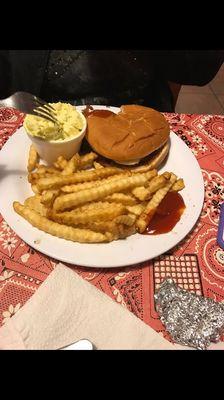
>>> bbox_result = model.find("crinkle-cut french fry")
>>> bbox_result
[13,202,111,243]
[41,190,60,206]
[79,152,98,169]
[115,224,136,239]
[37,167,122,191]
[162,171,171,180]
[126,204,146,216]
[61,154,80,175]
[78,221,136,240]
[118,224,136,239]
[145,170,158,182]
[52,201,119,216]
[27,145,39,172]
[58,152,97,172]
[170,178,185,192]
[105,193,137,206]
[31,184,40,194]
[136,173,177,233]
[132,175,169,201]
[143,173,171,197]
[100,225,136,241]
[61,172,131,194]
[24,195,48,217]
[30,172,43,181]
[29,171,61,184]
[104,231,117,242]
[36,165,59,175]
[36,165,47,174]
[75,201,125,213]
[48,203,127,225]
[80,220,119,234]
[147,174,170,190]
[61,180,100,193]
[28,173,35,183]
[93,161,104,169]
[54,156,68,170]
[74,201,116,212]
[131,186,151,201]
[114,214,137,226]
[53,170,157,212]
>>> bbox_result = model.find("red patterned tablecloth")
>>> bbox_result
[0,108,224,343]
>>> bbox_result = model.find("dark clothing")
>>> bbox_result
[0,50,223,112]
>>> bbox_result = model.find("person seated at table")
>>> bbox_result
[0,50,223,112]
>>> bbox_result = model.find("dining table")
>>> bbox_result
[0,107,224,345]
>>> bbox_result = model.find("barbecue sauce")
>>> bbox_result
[82,106,114,118]
[144,192,186,235]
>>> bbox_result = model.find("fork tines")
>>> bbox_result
[33,96,58,124]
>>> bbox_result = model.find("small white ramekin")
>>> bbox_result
[25,110,87,165]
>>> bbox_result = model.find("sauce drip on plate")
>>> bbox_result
[82,106,114,118]
[143,192,186,235]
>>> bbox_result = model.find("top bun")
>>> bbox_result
[86,105,170,163]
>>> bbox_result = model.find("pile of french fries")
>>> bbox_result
[13,145,185,243]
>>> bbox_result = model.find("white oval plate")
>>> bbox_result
[0,106,204,268]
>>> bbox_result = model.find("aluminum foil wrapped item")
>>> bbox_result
[154,279,224,350]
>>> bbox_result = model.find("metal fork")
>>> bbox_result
[0,91,58,124]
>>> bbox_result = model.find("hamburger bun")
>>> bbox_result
[96,140,170,172]
[86,105,170,164]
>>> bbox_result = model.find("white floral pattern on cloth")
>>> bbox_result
[20,253,30,263]
[0,235,18,256]
[1,221,11,233]
[0,270,14,281]
[201,169,224,226]
[2,303,21,324]
[190,115,224,149]
[192,135,202,144]
[198,143,208,152]
[191,148,198,157]
[114,271,131,282]
[188,129,198,137]
[163,113,186,125]
[112,287,127,308]
[0,218,19,256]
[215,249,224,266]
[168,125,210,160]
[0,220,15,236]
